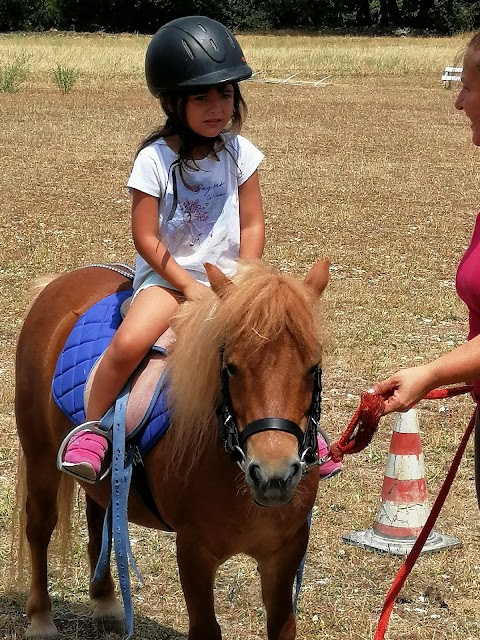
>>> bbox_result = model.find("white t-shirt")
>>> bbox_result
[127,133,264,290]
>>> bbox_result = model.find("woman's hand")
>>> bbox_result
[371,365,436,415]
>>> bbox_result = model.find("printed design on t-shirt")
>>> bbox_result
[179,199,209,246]
[167,179,228,250]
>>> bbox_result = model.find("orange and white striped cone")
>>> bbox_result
[342,408,461,555]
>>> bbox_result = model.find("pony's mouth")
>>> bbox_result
[254,496,293,508]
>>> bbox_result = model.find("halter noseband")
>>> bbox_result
[217,352,323,474]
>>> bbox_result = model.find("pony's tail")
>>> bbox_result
[9,445,75,587]
[23,274,59,317]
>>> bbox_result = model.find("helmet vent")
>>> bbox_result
[198,23,207,32]
[224,30,235,48]
[182,40,195,60]
[210,39,219,52]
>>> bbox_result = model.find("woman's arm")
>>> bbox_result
[373,333,480,413]
[131,189,208,300]
[238,170,265,259]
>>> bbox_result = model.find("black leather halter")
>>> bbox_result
[217,351,323,473]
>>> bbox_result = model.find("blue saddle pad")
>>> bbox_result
[52,289,171,456]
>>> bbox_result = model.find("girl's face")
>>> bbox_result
[455,49,480,146]
[185,84,235,138]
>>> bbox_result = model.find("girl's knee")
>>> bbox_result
[107,330,146,368]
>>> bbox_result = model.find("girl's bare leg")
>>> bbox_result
[86,286,182,420]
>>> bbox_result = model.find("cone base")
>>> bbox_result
[342,528,461,556]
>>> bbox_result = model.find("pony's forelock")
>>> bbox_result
[221,261,324,357]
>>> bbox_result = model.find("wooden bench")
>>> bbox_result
[441,66,462,87]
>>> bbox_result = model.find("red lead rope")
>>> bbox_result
[327,384,475,640]
[328,385,474,463]
[374,407,476,640]
[329,392,385,463]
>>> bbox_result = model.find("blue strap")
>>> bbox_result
[92,503,112,582]
[293,509,312,614]
[91,382,144,640]
[91,404,118,584]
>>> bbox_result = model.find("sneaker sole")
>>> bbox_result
[62,461,98,482]
[319,468,342,481]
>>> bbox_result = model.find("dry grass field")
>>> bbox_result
[2,32,480,640]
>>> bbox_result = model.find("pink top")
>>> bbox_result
[456,212,480,402]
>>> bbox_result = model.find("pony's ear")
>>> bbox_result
[204,262,233,297]
[304,258,330,298]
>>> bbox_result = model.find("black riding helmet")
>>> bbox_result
[145,16,253,97]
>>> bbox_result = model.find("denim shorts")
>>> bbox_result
[132,270,180,300]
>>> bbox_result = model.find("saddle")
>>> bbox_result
[52,287,177,532]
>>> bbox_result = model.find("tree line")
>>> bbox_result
[1,0,480,34]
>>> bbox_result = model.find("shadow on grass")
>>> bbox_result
[0,591,187,640]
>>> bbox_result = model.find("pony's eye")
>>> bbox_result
[225,362,238,377]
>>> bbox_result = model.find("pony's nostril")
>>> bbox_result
[248,463,262,484]
[289,462,301,480]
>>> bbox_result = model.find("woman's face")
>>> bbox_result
[455,49,480,146]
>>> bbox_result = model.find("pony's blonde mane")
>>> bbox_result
[167,261,325,469]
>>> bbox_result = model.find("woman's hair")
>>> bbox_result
[136,82,247,163]
[455,32,480,70]
[466,32,480,71]
[468,32,480,52]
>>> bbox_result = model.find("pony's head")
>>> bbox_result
[167,259,330,506]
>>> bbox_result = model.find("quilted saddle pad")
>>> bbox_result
[52,289,172,456]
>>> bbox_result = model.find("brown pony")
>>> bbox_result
[14,258,330,640]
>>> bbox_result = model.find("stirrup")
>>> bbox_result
[57,421,112,484]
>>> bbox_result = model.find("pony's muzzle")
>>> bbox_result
[246,458,302,506]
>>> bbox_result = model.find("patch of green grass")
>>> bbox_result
[53,64,79,94]
[0,53,30,93]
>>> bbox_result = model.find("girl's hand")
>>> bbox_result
[182,279,211,302]
[371,365,435,415]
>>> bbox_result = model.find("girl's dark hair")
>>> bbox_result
[136,82,247,165]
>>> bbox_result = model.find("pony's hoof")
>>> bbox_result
[92,599,125,634]
[26,614,58,639]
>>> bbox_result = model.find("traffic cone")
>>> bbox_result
[342,408,461,555]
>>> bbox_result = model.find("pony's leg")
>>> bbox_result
[258,523,309,640]
[176,534,222,640]
[85,495,124,632]
[24,469,59,638]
